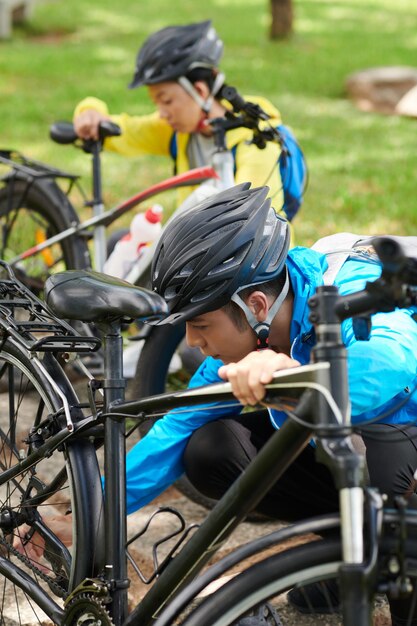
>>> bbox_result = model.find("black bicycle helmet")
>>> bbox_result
[151,183,290,325]
[128,20,223,88]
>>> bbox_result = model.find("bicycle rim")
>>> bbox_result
[0,178,90,295]
[0,342,103,625]
[178,537,417,626]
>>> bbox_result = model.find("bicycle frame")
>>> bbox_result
[103,364,329,626]
[7,165,218,271]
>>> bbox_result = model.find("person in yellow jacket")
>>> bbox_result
[73,20,286,212]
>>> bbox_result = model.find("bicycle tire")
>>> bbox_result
[131,323,219,512]
[0,177,90,294]
[0,340,103,624]
[177,536,417,626]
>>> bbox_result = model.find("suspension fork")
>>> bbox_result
[310,284,375,625]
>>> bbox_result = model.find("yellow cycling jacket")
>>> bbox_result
[74,95,284,211]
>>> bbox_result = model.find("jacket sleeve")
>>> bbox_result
[73,97,173,156]
[125,357,242,514]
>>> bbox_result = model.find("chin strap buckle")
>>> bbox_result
[254,323,270,350]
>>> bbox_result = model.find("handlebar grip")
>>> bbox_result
[373,236,417,286]
[98,121,122,140]
[372,237,407,275]
[334,289,382,321]
[220,86,270,121]
[220,86,247,112]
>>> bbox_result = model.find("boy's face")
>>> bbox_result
[148,81,203,133]
[185,308,256,365]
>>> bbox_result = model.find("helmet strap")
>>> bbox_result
[178,72,225,115]
[231,268,290,350]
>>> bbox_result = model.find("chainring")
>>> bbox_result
[63,593,115,626]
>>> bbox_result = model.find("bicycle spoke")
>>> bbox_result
[0,178,90,295]
[0,353,70,623]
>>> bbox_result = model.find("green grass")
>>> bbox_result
[1,0,417,244]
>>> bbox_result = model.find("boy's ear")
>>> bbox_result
[246,291,269,321]
[193,80,210,98]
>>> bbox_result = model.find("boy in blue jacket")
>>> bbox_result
[125,183,417,624]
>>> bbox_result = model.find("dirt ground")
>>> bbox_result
[125,484,392,625]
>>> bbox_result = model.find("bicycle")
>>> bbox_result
[0,234,416,625]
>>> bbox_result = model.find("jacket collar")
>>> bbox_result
[286,247,328,362]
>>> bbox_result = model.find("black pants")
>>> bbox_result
[183,410,417,517]
[183,411,417,623]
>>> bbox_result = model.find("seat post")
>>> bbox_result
[99,319,129,624]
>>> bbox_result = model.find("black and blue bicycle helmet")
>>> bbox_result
[151,183,290,325]
[129,20,224,89]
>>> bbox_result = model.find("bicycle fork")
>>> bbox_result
[311,284,379,625]
[318,436,381,626]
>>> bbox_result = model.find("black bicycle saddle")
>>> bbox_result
[45,270,167,323]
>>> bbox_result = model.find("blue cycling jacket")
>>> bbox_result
[125,246,417,514]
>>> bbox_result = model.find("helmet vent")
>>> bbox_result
[208,242,251,276]
[190,281,228,303]
[210,219,245,237]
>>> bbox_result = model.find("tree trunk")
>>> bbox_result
[270,0,293,39]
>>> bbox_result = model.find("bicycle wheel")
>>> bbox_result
[0,177,90,294]
[131,323,217,511]
[0,340,103,624]
[178,536,417,626]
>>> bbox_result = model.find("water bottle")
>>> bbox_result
[104,205,163,280]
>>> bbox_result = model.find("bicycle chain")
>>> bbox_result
[0,535,69,598]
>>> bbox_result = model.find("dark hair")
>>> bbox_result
[222,269,288,331]
[185,67,218,92]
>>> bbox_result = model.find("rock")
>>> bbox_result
[345,66,417,114]
[396,84,417,117]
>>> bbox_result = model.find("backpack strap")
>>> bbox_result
[312,233,369,285]
[230,144,238,176]
[312,233,417,286]
[228,124,307,222]
[169,132,178,175]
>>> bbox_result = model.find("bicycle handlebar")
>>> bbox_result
[208,114,281,151]
[220,86,270,121]
[50,106,278,156]
[49,121,121,153]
